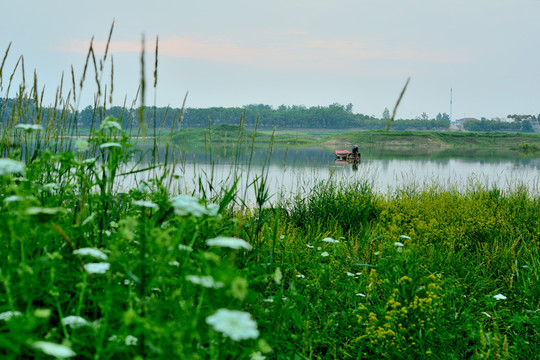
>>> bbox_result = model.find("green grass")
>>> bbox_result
[1,33,539,360]
[323,130,540,149]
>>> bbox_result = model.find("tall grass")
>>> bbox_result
[0,30,539,360]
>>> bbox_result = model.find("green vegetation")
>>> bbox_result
[1,128,539,358]
[1,34,539,360]
[1,99,453,131]
[323,131,540,153]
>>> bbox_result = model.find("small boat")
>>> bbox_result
[335,150,361,162]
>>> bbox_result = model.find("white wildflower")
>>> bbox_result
[399,235,411,240]
[394,242,404,247]
[168,260,180,267]
[82,157,97,164]
[206,309,259,341]
[321,251,330,257]
[0,310,22,321]
[62,315,89,329]
[0,158,25,176]
[73,248,108,260]
[32,341,76,358]
[186,275,224,288]
[84,262,110,275]
[132,200,158,209]
[296,274,305,278]
[178,244,193,252]
[346,272,355,277]
[322,237,339,243]
[170,194,218,217]
[481,312,492,318]
[263,298,274,303]
[4,195,23,203]
[493,293,507,301]
[125,335,138,346]
[100,142,121,149]
[306,244,314,249]
[279,235,285,240]
[206,236,253,250]
[206,203,220,217]
[356,293,367,297]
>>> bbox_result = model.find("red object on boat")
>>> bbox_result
[335,149,361,162]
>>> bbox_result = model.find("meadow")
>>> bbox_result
[1,39,539,360]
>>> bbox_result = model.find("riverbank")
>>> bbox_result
[321,131,540,151]
[167,128,540,158]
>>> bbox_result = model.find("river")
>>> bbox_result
[121,146,540,204]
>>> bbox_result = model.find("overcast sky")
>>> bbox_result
[1,0,539,120]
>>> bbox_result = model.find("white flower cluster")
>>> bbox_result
[186,275,225,288]
[32,341,76,358]
[73,248,108,260]
[206,236,253,250]
[0,158,25,176]
[62,315,90,329]
[170,195,219,217]
[206,308,259,341]
[132,200,159,209]
[100,142,121,149]
[73,247,110,275]
[0,310,22,321]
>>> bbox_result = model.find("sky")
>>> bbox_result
[1,0,539,120]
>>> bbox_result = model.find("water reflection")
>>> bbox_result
[121,144,540,203]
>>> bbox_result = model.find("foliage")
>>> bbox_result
[463,119,521,132]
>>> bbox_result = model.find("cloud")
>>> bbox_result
[55,35,471,73]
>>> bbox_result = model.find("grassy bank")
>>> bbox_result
[168,128,540,158]
[1,139,539,358]
[322,131,540,151]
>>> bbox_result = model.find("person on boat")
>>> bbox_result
[352,145,359,155]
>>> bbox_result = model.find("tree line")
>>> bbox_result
[3,97,534,133]
[463,118,534,133]
[1,98,452,131]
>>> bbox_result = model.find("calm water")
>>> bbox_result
[123,146,540,203]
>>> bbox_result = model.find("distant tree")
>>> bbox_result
[345,103,353,113]
[382,107,390,120]
[417,112,429,120]
[436,112,450,121]
[521,120,534,133]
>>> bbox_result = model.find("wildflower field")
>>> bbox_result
[1,39,539,359]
